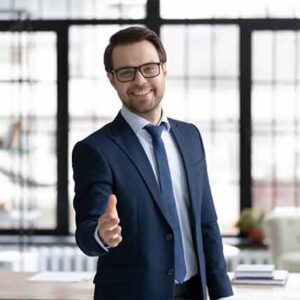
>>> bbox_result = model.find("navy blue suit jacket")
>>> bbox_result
[72,112,233,300]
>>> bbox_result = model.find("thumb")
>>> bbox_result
[106,194,118,217]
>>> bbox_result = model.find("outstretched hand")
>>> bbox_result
[97,194,122,247]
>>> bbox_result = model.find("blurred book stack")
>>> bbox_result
[231,264,288,286]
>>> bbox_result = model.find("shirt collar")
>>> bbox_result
[120,105,171,135]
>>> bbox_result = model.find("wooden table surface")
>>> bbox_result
[1,271,300,300]
[0,272,94,300]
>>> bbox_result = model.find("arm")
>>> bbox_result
[72,141,113,257]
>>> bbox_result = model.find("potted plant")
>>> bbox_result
[236,208,265,243]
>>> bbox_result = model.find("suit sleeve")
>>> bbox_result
[72,140,113,257]
[193,125,233,299]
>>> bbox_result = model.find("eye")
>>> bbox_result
[118,68,134,77]
[117,68,135,80]
[142,64,156,73]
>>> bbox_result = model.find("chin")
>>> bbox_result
[137,104,160,114]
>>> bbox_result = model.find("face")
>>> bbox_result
[108,40,167,124]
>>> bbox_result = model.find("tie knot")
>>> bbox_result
[144,124,164,139]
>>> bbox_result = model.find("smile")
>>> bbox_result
[131,89,152,96]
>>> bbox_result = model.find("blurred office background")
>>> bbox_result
[0,0,300,272]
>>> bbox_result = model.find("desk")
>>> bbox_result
[0,271,300,299]
[0,272,94,300]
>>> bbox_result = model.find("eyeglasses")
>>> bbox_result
[111,62,162,82]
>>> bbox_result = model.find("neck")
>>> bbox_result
[142,110,162,125]
[125,105,162,125]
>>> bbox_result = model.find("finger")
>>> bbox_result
[103,226,121,240]
[100,219,120,233]
[108,235,122,247]
[106,194,118,217]
[98,214,119,227]
[108,225,122,238]
[102,225,122,242]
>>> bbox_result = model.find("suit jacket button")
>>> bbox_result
[166,268,174,276]
[166,234,173,241]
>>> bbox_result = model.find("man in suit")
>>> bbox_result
[72,26,233,300]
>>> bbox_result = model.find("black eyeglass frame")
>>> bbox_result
[110,62,163,82]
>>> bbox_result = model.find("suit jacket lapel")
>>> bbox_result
[110,113,200,230]
[110,113,171,221]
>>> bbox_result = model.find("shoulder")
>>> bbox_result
[83,123,113,145]
[168,118,202,138]
[72,122,115,156]
[168,117,197,129]
[168,118,206,155]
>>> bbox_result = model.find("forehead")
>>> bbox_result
[111,40,160,68]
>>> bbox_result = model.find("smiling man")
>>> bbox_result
[72,26,233,300]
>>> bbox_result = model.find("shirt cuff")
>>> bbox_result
[94,225,110,252]
[216,297,234,300]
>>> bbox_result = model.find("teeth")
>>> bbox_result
[132,89,151,96]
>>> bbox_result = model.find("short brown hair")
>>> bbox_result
[104,26,167,72]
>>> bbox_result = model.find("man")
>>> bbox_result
[72,26,233,300]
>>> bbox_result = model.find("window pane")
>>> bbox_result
[0,32,57,230]
[162,25,240,234]
[2,0,146,20]
[275,32,296,82]
[161,0,300,19]
[253,32,273,82]
[252,30,300,210]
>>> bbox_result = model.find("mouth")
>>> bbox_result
[130,88,152,96]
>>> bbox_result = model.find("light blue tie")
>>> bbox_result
[144,123,186,283]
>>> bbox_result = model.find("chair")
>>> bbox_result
[264,208,300,272]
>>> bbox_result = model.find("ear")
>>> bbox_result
[161,63,167,77]
[107,72,116,89]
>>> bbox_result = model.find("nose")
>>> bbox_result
[133,69,147,84]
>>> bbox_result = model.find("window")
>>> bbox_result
[161,25,240,234]
[0,31,57,230]
[0,0,146,20]
[160,0,300,19]
[1,0,300,236]
[252,31,300,210]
